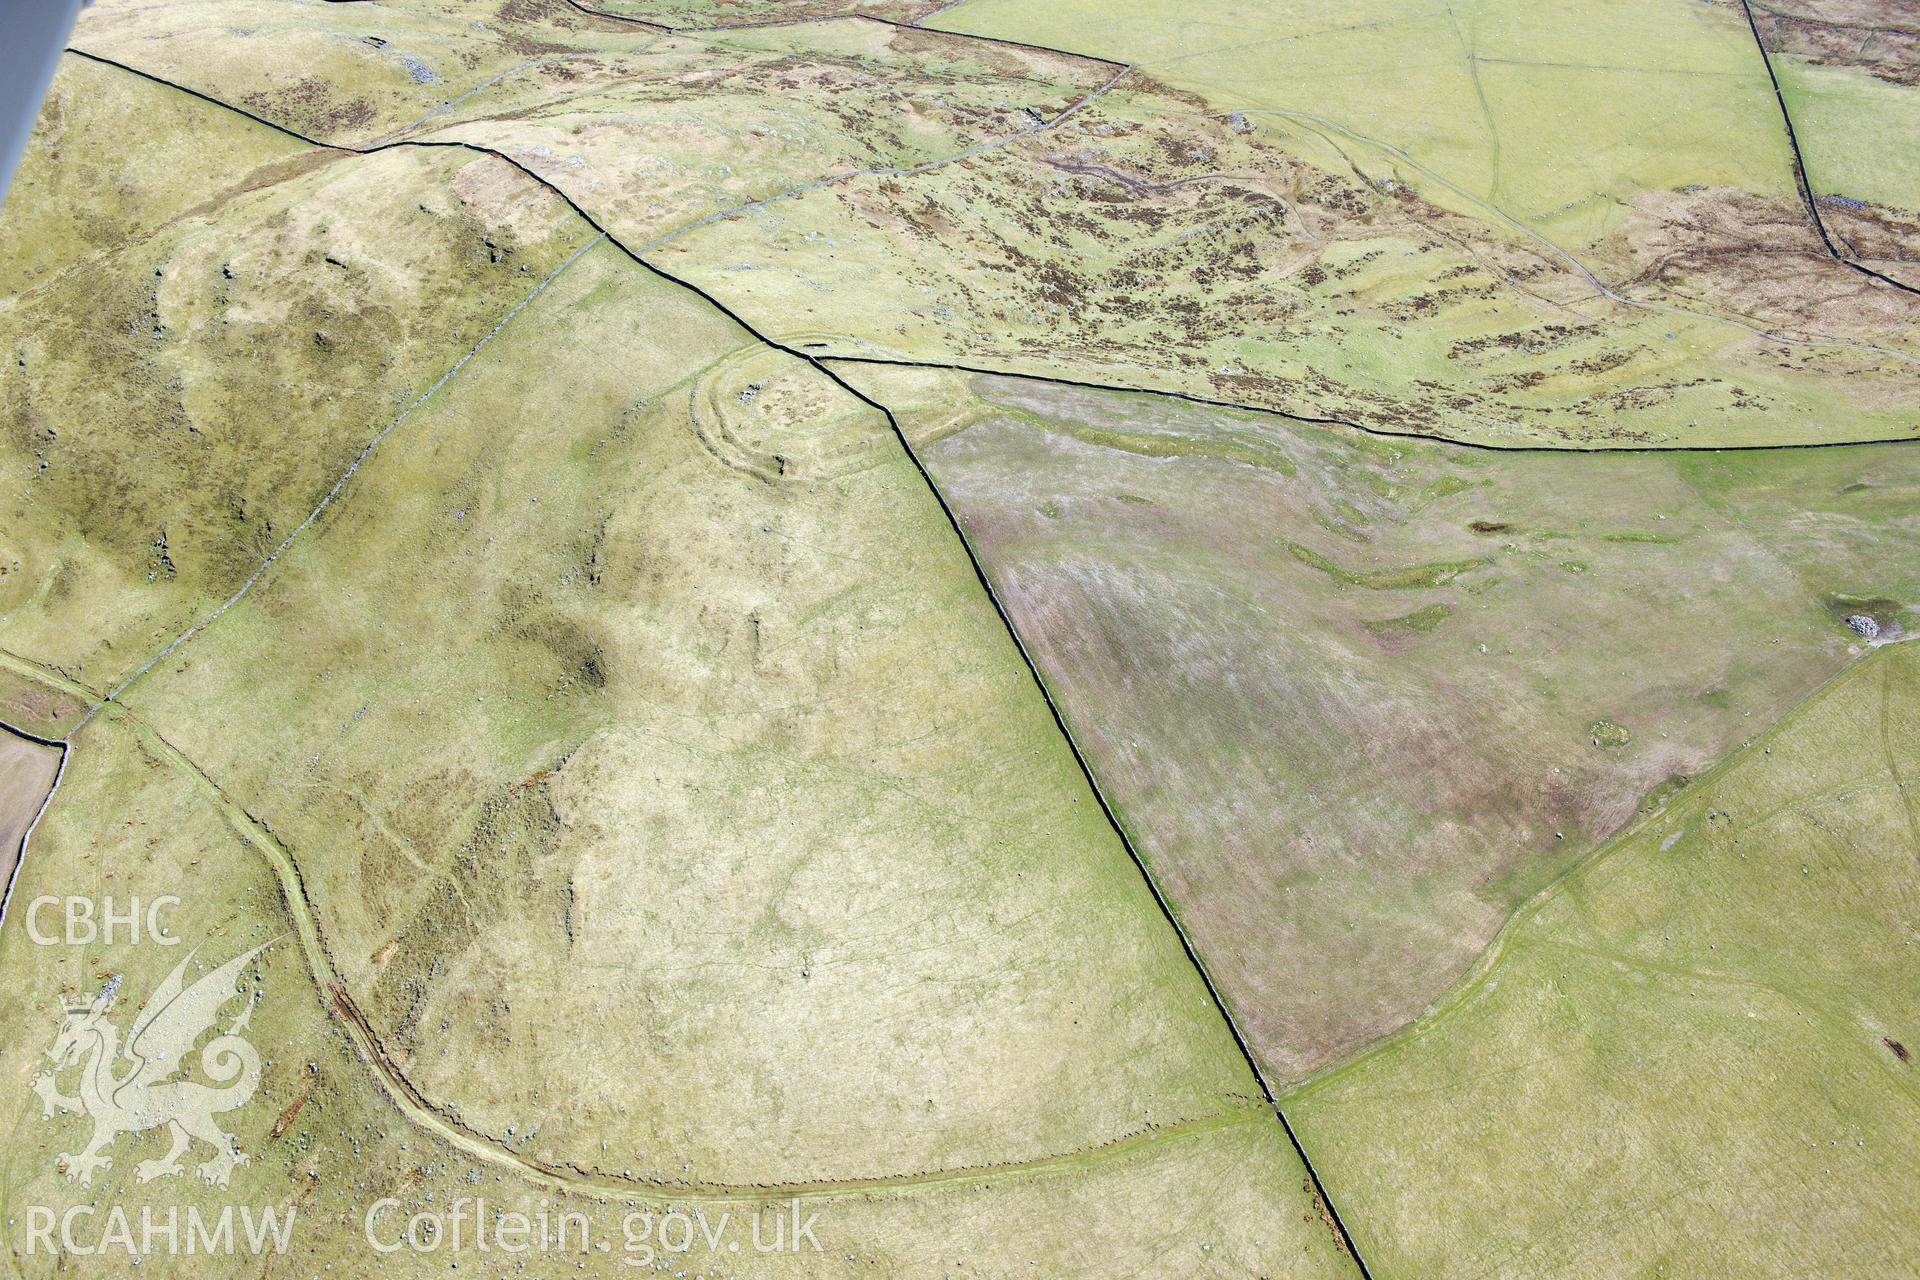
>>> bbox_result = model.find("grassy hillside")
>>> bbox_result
[69,3,1920,448]
[64,241,1355,1270]
[0,101,595,688]
[5,3,1917,1274]
[0,692,1357,1277]
[1288,639,1920,1276]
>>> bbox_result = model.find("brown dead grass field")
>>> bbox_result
[850,362,1920,1080]
[0,727,61,913]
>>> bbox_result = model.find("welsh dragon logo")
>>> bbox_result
[31,944,268,1189]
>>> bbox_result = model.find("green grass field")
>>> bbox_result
[1760,5,1920,287]
[935,0,1796,249]
[0,688,1360,1278]
[1288,640,1920,1276]
[4,1,1917,1274]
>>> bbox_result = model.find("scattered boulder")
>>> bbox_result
[396,53,438,84]
[1845,614,1880,639]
